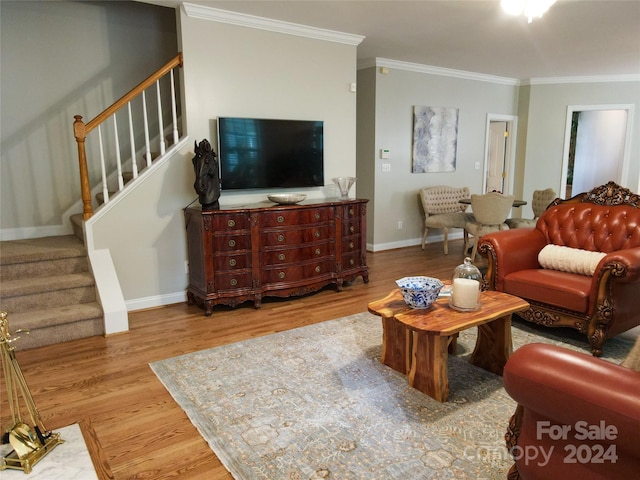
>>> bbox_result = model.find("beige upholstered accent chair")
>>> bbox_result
[506,188,556,229]
[419,186,473,255]
[464,192,514,260]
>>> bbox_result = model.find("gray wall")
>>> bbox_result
[521,81,640,203]
[357,65,520,250]
[0,1,177,237]
[91,3,360,306]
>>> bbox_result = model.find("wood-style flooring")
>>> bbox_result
[2,241,473,479]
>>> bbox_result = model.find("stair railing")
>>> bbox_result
[73,53,183,220]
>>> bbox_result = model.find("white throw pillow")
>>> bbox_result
[538,244,606,276]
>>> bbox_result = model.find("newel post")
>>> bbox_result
[73,115,93,220]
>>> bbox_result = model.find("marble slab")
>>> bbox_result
[0,424,97,479]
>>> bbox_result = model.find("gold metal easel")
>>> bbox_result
[1,311,63,473]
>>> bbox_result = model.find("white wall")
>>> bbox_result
[573,110,628,193]
[357,64,520,250]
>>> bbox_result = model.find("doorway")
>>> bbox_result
[561,104,634,198]
[484,114,517,194]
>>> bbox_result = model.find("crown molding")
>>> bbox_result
[182,3,364,46]
[360,58,520,86]
[525,74,640,85]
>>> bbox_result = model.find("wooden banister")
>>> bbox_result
[73,53,183,220]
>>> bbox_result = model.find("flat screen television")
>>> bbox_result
[217,117,324,190]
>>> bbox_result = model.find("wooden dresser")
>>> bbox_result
[184,199,369,315]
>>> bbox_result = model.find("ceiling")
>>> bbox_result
[152,0,640,80]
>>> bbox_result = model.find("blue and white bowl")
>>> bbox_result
[395,276,444,309]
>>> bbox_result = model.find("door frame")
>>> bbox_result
[484,114,517,194]
[560,104,635,197]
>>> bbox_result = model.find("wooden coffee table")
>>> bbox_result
[368,288,529,402]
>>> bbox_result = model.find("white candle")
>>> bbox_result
[452,278,480,309]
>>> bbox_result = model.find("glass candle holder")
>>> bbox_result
[450,257,482,311]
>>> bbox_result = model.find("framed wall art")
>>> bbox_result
[412,106,459,173]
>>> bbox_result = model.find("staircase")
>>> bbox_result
[0,235,103,350]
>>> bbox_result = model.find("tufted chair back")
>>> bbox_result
[537,203,640,253]
[469,192,515,225]
[531,188,557,218]
[420,186,470,215]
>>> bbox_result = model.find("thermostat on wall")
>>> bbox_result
[380,148,390,159]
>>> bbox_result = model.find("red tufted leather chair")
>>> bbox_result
[479,182,640,356]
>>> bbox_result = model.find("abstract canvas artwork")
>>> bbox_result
[412,106,459,173]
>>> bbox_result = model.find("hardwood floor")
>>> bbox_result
[2,241,469,479]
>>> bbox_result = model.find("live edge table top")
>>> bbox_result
[368,288,530,402]
[368,289,529,336]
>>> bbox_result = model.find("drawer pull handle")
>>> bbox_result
[278,272,285,279]
[349,226,355,233]
[315,266,321,273]
[230,278,238,286]
[278,253,286,261]
[315,248,321,255]
[349,259,355,266]
[277,215,285,223]
[227,219,236,227]
[278,234,285,242]
[315,212,320,220]
[229,259,237,267]
[349,241,354,249]
[228,239,236,248]
[349,208,354,216]
[314,231,321,238]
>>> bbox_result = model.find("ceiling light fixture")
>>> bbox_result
[501,0,557,23]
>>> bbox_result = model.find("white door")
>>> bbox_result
[487,121,507,192]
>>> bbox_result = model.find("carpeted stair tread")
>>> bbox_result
[0,235,86,265]
[0,272,95,298]
[7,303,103,331]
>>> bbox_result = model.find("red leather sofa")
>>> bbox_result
[503,343,640,480]
[479,182,640,356]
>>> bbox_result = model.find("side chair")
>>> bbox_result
[419,186,473,255]
[464,192,514,261]
[506,188,556,229]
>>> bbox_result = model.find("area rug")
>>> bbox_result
[150,313,632,480]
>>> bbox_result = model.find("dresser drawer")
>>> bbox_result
[213,252,252,271]
[262,258,334,284]
[341,237,360,253]
[211,213,250,230]
[213,270,253,291]
[261,208,332,227]
[261,243,333,265]
[341,251,363,269]
[212,233,252,252]
[342,221,361,236]
[261,225,334,247]
[343,204,360,220]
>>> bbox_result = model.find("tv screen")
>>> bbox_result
[217,117,324,190]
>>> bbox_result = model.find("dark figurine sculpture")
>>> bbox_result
[192,139,220,209]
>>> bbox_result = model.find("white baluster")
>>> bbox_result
[170,68,179,145]
[113,116,124,190]
[97,125,109,204]
[127,102,138,179]
[142,90,152,167]
[156,79,165,155]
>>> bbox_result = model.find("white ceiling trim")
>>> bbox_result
[182,3,365,46]
[526,74,640,85]
[365,58,520,86]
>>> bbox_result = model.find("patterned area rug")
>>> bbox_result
[150,313,632,480]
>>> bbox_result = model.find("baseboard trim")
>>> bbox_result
[367,231,464,252]
[126,291,187,312]
[1,224,73,241]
